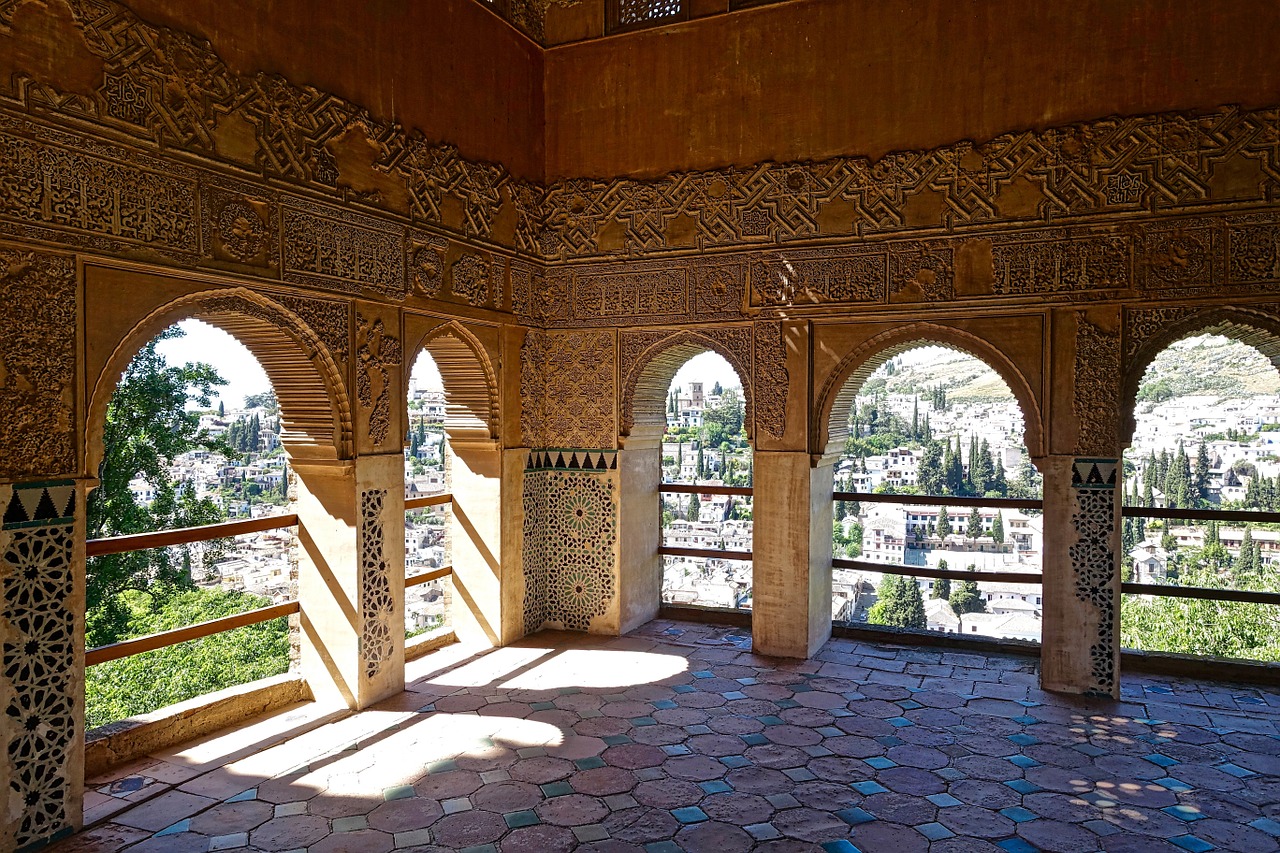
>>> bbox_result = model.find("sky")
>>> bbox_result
[156,320,744,409]
[155,319,270,410]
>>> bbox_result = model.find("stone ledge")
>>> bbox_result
[406,629,458,662]
[85,673,312,779]
[1121,647,1280,687]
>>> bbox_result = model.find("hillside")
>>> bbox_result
[1137,335,1280,401]
[857,337,1280,406]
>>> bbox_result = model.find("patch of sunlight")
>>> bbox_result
[499,648,689,690]
[427,645,559,688]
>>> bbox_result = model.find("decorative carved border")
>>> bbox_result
[618,327,754,438]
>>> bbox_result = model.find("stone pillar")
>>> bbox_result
[751,452,834,658]
[294,455,405,709]
[1,479,84,851]
[448,440,524,647]
[1040,308,1123,696]
[616,429,663,635]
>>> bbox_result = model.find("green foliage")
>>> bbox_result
[936,507,952,539]
[87,329,232,647]
[990,511,1004,545]
[84,588,289,729]
[867,575,926,630]
[1121,563,1280,662]
[949,567,986,615]
[967,507,983,539]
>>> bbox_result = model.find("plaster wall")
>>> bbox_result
[545,0,1280,179]
[121,0,547,181]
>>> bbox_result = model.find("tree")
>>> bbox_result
[87,330,232,647]
[991,511,1005,545]
[867,575,926,630]
[1238,526,1258,575]
[1193,442,1212,505]
[936,507,953,539]
[967,507,983,539]
[933,560,951,600]
[84,588,289,728]
[949,568,986,616]
[918,441,944,496]
[688,492,702,522]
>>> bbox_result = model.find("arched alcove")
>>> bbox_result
[87,288,352,474]
[621,329,754,443]
[409,321,500,445]
[818,324,1044,461]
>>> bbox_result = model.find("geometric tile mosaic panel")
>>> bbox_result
[2,496,76,850]
[522,470,618,633]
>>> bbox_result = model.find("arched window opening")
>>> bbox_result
[831,345,1043,644]
[86,319,293,730]
[660,352,753,613]
[405,349,452,640]
[1122,333,1280,663]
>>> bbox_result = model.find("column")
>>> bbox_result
[616,428,663,635]
[294,455,405,709]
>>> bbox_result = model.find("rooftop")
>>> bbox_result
[63,620,1280,853]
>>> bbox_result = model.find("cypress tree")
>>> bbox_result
[991,511,1004,545]
[1238,526,1257,575]
[967,506,983,539]
[937,507,953,539]
[933,559,951,600]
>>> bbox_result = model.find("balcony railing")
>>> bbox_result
[1120,505,1280,606]
[659,484,753,609]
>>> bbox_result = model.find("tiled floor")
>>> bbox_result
[57,620,1280,853]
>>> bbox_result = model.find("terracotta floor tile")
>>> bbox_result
[53,623,1280,853]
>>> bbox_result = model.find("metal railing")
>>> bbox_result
[86,514,300,666]
[658,483,754,562]
[1120,504,1280,606]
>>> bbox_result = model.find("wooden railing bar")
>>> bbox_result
[87,514,299,558]
[659,484,754,496]
[1122,583,1280,605]
[85,600,300,666]
[660,545,754,562]
[405,493,453,510]
[407,566,453,587]
[1121,506,1280,523]
[833,558,1043,585]
[835,492,1043,510]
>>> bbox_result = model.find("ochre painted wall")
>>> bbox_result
[545,0,1280,179]
[123,0,546,181]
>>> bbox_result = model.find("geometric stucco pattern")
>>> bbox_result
[2,482,77,851]
[1068,459,1120,698]
[355,315,402,448]
[753,320,789,441]
[522,470,617,633]
[359,489,393,681]
[524,330,616,449]
[0,251,76,480]
[1072,314,1122,458]
[4,1,1280,323]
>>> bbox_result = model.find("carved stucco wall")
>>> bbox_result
[3,0,1280,844]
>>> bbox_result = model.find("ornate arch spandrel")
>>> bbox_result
[1121,304,1280,447]
[816,322,1045,460]
[86,287,353,475]
[619,327,755,441]
[406,319,500,444]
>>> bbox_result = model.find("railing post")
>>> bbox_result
[751,452,835,658]
[618,427,663,634]
[293,455,405,709]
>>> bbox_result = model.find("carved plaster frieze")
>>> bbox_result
[0,250,76,479]
[753,321,789,442]
[1073,315,1122,458]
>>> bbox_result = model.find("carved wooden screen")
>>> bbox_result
[607,0,686,33]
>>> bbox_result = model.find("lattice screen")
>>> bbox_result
[611,0,684,30]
